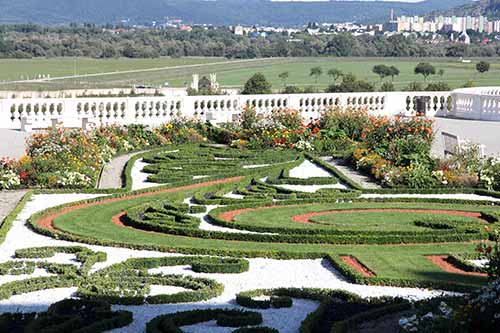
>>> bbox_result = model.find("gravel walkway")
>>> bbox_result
[98,151,146,189]
[0,190,27,223]
[320,157,381,189]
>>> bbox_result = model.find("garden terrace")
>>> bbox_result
[1,143,500,332]
[28,145,499,291]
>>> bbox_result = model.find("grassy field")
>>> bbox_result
[1,57,500,91]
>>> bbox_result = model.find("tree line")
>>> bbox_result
[241,61,492,94]
[0,24,500,59]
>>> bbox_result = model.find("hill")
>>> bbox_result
[0,0,472,26]
[430,0,500,18]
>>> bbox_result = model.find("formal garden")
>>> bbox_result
[1,106,500,332]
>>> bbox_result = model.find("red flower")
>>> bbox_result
[485,246,492,254]
[20,171,28,181]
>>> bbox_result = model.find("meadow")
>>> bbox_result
[1,57,500,91]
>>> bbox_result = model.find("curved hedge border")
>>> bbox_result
[234,288,409,333]
[146,309,263,333]
[236,290,293,309]
[0,298,133,333]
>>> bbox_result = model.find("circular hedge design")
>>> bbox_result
[29,145,500,292]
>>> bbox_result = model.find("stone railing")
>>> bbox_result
[450,87,500,121]
[0,91,453,131]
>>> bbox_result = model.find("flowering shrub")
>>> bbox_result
[157,118,207,144]
[399,301,454,332]
[0,166,20,190]
[239,105,260,130]
[320,107,370,140]
[476,228,500,280]
[480,157,500,191]
[55,171,92,188]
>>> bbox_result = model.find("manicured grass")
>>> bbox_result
[2,57,500,91]
[51,184,488,288]
[232,202,485,232]
[39,145,497,289]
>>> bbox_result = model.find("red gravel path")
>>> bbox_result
[36,177,243,232]
[340,256,376,277]
[426,255,487,277]
[292,209,483,224]
[218,206,483,226]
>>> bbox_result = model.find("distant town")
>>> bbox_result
[129,10,500,46]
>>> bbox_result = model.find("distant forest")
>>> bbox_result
[0,25,499,59]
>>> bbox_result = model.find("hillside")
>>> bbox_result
[431,0,500,18]
[0,0,472,26]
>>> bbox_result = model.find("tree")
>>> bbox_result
[325,73,374,93]
[327,68,343,83]
[388,66,400,81]
[309,66,323,86]
[476,61,490,74]
[372,65,392,82]
[414,63,436,81]
[278,71,289,89]
[241,73,272,95]
[438,69,445,77]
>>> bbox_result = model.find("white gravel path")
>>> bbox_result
[468,259,489,268]
[107,258,451,333]
[130,149,179,191]
[131,159,164,191]
[0,178,470,332]
[222,192,245,200]
[183,198,269,235]
[276,184,347,193]
[288,160,333,179]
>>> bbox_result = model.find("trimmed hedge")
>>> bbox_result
[236,289,293,309]
[0,298,133,333]
[325,254,478,293]
[0,261,36,275]
[146,309,263,333]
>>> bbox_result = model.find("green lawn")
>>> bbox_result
[36,144,495,290]
[1,57,500,91]
[228,203,480,232]
[50,182,487,289]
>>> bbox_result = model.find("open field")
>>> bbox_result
[1,57,500,91]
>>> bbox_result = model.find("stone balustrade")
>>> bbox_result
[0,90,455,131]
[450,87,500,121]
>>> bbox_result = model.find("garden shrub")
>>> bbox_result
[0,298,133,333]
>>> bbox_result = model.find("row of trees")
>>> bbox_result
[272,61,491,93]
[1,25,500,59]
[241,71,461,95]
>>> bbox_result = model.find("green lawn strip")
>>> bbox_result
[230,202,487,232]
[310,211,475,231]
[48,186,487,289]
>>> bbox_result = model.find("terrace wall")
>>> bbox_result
[0,91,455,130]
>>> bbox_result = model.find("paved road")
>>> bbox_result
[0,129,28,159]
[432,117,500,157]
